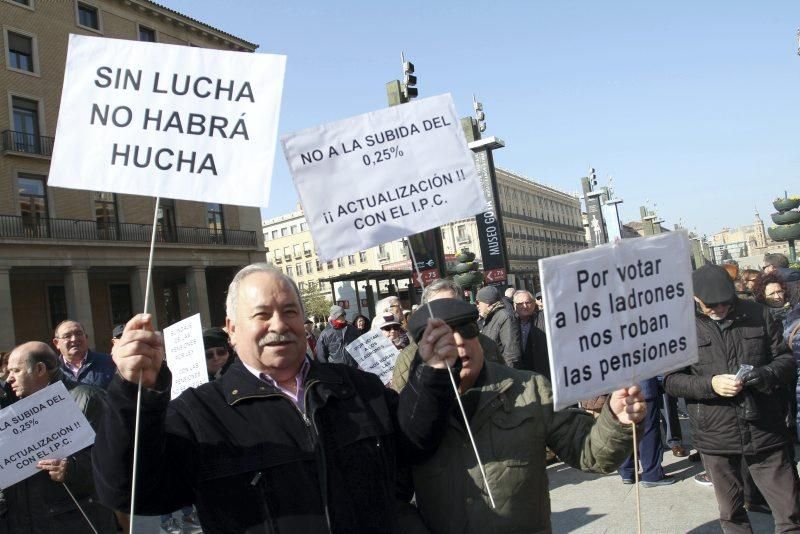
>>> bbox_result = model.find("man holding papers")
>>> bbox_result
[93,263,459,533]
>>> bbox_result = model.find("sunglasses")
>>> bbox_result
[382,324,402,332]
[704,299,734,309]
[450,322,479,339]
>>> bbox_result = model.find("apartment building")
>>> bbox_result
[1,0,264,352]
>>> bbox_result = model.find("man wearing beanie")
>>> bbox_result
[475,285,522,368]
[406,298,645,533]
[315,304,360,367]
[665,264,800,533]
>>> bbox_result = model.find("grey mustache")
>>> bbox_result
[258,333,298,348]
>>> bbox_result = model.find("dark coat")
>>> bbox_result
[60,350,117,389]
[3,371,117,534]
[518,313,550,380]
[93,358,455,533]
[315,324,360,367]
[664,299,796,455]
[480,303,522,368]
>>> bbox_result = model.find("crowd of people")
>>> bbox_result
[0,252,797,533]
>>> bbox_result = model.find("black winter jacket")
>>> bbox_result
[315,324,360,367]
[93,358,456,533]
[664,299,796,455]
[480,303,522,368]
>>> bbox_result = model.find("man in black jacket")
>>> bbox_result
[93,263,458,533]
[665,264,800,533]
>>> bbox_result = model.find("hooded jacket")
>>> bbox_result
[664,298,795,454]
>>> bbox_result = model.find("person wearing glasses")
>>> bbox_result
[406,298,645,533]
[665,264,800,532]
[52,320,116,389]
[373,313,409,351]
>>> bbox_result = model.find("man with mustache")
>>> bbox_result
[93,263,459,533]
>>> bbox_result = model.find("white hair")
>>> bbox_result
[225,263,304,324]
[421,279,463,304]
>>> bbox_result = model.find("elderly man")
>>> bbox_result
[315,304,360,367]
[406,298,645,533]
[665,264,800,533]
[512,289,550,378]
[4,342,116,533]
[475,285,522,368]
[391,279,504,392]
[53,320,116,389]
[93,263,459,533]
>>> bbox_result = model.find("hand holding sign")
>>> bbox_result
[608,385,646,425]
[36,458,68,483]
[112,314,164,389]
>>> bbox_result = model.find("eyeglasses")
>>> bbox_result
[381,325,402,332]
[450,322,479,339]
[57,331,85,340]
[515,301,534,307]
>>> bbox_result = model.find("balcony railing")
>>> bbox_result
[2,130,55,158]
[0,215,257,246]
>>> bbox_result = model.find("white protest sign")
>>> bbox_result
[164,313,208,399]
[49,34,285,207]
[281,93,484,261]
[539,231,698,411]
[346,330,400,385]
[0,381,95,489]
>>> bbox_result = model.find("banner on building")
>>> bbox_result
[539,231,698,410]
[49,35,286,207]
[0,381,95,489]
[282,94,484,261]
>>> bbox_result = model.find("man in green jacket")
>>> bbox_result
[406,299,645,534]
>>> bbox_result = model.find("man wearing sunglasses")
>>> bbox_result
[407,297,645,533]
[664,264,800,533]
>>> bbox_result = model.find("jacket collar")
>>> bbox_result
[221,358,344,406]
[453,361,515,430]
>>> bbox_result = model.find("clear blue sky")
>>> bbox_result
[160,0,800,237]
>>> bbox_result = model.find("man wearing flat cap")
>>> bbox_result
[406,298,646,533]
[475,285,522,369]
[665,264,800,533]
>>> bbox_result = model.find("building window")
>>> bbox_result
[336,258,344,268]
[359,251,367,262]
[94,191,117,237]
[306,261,313,273]
[283,246,290,259]
[281,227,288,237]
[293,244,301,258]
[6,30,35,73]
[207,203,224,242]
[300,222,308,231]
[138,25,156,42]
[286,265,293,277]
[273,250,280,263]
[327,261,333,269]
[18,174,48,234]
[303,242,312,255]
[47,286,67,330]
[298,281,305,291]
[109,284,132,325]
[271,230,278,239]
[157,198,177,242]
[316,259,322,270]
[290,225,298,234]
[295,263,302,276]
[76,2,100,30]
[347,255,355,266]
[11,96,41,153]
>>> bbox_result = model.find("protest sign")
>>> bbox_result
[164,314,208,399]
[281,93,484,261]
[49,34,285,207]
[0,381,95,489]
[539,231,698,411]
[346,330,400,385]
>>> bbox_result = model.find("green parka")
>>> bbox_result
[412,362,634,534]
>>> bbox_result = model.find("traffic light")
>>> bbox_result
[402,59,418,100]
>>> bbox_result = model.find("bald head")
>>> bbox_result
[7,341,58,397]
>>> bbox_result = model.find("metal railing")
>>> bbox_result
[0,215,257,246]
[1,130,55,157]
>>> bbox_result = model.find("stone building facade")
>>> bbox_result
[1,0,264,352]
